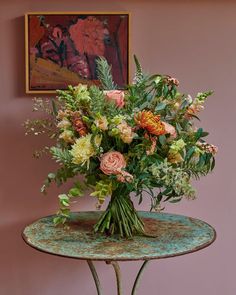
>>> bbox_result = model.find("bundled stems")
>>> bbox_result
[94,187,145,238]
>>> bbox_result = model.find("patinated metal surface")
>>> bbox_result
[22,211,216,261]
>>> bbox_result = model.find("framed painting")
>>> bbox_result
[25,12,130,94]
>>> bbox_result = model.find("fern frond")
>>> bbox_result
[50,147,72,165]
[182,162,211,179]
[96,57,116,90]
[89,85,106,114]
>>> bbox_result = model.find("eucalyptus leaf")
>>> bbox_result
[155,102,167,111]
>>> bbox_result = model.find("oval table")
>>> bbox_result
[22,211,216,295]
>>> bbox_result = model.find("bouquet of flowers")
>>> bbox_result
[25,56,217,238]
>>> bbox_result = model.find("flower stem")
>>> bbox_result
[94,188,145,238]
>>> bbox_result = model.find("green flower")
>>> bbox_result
[110,115,125,125]
[74,84,91,104]
[169,139,186,153]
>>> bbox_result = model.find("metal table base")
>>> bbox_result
[22,211,216,295]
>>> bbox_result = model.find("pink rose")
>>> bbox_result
[100,151,126,175]
[162,122,177,139]
[104,90,125,108]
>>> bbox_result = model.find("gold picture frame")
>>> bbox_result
[25,12,130,94]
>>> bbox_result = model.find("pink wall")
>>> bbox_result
[0,0,234,294]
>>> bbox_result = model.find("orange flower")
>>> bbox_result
[72,114,87,137]
[135,111,165,136]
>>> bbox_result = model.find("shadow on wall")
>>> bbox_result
[11,16,26,97]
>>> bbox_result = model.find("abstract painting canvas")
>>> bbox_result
[25,12,129,93]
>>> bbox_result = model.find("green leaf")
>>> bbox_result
[185,147,195,161]
[164,195,174,202]
[58,194,70,207]
[139,100,149,110]
[163,85,169,97]
[48,173,56,179]
[189,114,201,121]
[156,192,163,202]
[201,131,209,137]
[162,187,173,196]
[175,122,182,133]
[170,86,177,98]
[53,216,67,225]
[211,157,216,171]
[86,174,97,186]
[138,193,143,205]
[198,153,207,166]
[69,187,83,197]
[156,84,163,97]
[159,135,166,146]
[155,102,166,111]
[169,197,182,203]
[195,128,203,141]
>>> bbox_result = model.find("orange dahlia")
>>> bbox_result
[135,111,165,136]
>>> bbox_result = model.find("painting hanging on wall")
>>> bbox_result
[25,12,129,93]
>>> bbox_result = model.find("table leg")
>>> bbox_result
[106,261,123,295]
[87,260,103,295]
[87,260,150,295]
[131,260,150,295]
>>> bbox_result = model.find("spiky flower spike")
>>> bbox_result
[133,54,144,84]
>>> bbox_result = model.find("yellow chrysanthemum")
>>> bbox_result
[70,134,101,166]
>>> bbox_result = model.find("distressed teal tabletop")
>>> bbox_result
[22,211,216,261]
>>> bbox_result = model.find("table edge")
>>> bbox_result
[22,211,217,262]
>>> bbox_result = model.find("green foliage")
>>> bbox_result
[57,84,91,112]
[89,86,106,114]
[50,147,72,165]
[53,181,85,224]
[96,57,117,90]
[41,165,80,194]
[89,85,120,118]
[90,179,113,204]
[183,154,215,179]
[57,86,78,111]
